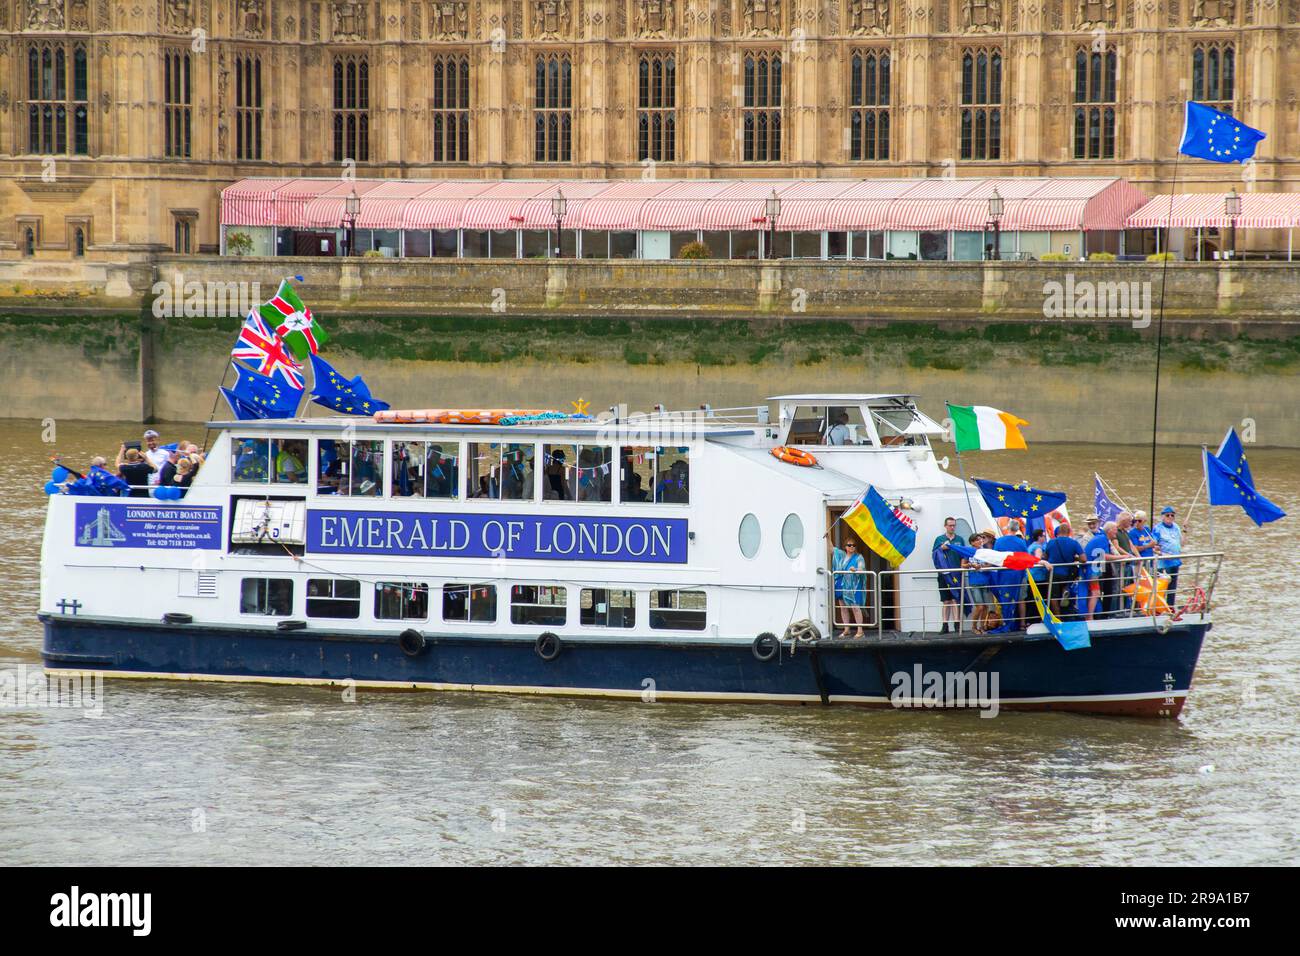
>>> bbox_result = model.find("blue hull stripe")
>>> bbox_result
[41,616,1208,716]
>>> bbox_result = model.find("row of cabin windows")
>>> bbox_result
[239,578,705,630]
[19,45,1237,163]
[231,437,691,504]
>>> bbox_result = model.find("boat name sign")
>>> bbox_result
[307,510,688,563]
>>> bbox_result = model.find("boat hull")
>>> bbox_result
[40,615,1208,718]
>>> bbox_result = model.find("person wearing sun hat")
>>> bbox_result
[1150,505,1184,604]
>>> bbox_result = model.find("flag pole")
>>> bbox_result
[945,402,980,530]
[1201,444,1215,548]
[1149,149,1183,519]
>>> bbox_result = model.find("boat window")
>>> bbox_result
[788,405,870,446]
[649,590,707,630]
[581,588,636,628]
[738,513,761,558]
[870,406,928,447]
[317,439,384,496]
[543,444,613,502]
[306,578,361,618]
[620,446,690,504]
[231,437,271,483]
[510,585,567,626]
[781,513,805,559]
[389,441,459,498]
[443,584,497,623]
[271,439,308,484]
[375,582,429,620]
[240,577,293,616]
[467,442,535,500]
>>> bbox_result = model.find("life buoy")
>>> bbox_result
[398,628,427,657]
[535,632,562,662]
[752,632,781,662]
[770,446,818,468]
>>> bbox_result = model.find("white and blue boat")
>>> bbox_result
[39,394,1219,717]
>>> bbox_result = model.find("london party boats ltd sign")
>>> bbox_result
[74,503,223,550]
[306,510,687,563]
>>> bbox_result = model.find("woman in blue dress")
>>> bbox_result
[833,539,868,638]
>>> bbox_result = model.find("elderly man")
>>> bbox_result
[1151,505,1184,604]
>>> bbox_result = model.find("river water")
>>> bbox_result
[1,418,1296,866]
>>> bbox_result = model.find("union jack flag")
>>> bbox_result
[232,311,303,390]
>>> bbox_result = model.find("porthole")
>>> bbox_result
[738,513,761,559]
[781,513,804,558]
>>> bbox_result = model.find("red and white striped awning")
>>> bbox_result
[220,176,1152,234]
[1125,192,1300,229]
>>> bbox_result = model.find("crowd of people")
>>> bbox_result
[105,429,205,498]
[932,507,1186,635]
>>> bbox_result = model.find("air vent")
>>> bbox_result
[178,570,220,598]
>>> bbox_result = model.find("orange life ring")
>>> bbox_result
[373,408,555,425]
[771,446,818,467]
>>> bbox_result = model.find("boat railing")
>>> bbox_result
[823,550,1223,638]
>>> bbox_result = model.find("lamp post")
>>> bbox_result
[1225,188,1241,261]
[344,188,360,257]
[551,188,567,258]
[987,187,1004,261]
[765,189,781,260]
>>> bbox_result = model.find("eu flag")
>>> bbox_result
[974,478,1068,521]
[309,354,391,416]
[221,363,303,420]
[1204,428,1286,526]
[1179,101,1265,163]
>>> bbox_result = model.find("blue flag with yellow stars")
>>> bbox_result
[221,363,303,420]
[974,478,1068,521]
[309,354,390,416]
[1179,101,1265,163]
[1204,428,1286,526]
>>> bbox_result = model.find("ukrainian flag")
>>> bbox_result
[843,487,917,568]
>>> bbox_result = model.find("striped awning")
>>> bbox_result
[1125,192,1300,229]
[220,176,1152,234]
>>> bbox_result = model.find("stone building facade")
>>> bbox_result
[1,0,1298,257]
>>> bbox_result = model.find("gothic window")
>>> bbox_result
[742,51,782,162]
[26,42,89,155]
[235,53,263,161]
[1192,43,1235,111]
[333,55,371,162]
[1073,47,1117,159]
[164,48,192,158]
[637,52,676,163]
[849,49,891,162]
[23,227,36,257]
[959,48,1002,161]
[73,226,86,257]
[432,54,471,163]
[534,54,573,163]
[173,214,195,254]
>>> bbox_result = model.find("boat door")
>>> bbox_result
[824,506,897,633]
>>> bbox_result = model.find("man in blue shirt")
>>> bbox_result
[1043,524,1086,618]
[993,519,1029,628]
[1082,525,1114,620]
[1150,505,1184,604]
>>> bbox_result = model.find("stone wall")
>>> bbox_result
[0,255,1298,445]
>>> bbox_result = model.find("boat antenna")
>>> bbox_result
[1149,151,1183,518]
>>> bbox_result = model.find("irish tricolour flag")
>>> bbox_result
[948,404,1029,452]
[260,277,328,362]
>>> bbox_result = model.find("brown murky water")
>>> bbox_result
[1,418,1296,865]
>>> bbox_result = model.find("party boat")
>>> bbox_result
[39,394,1220,717]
